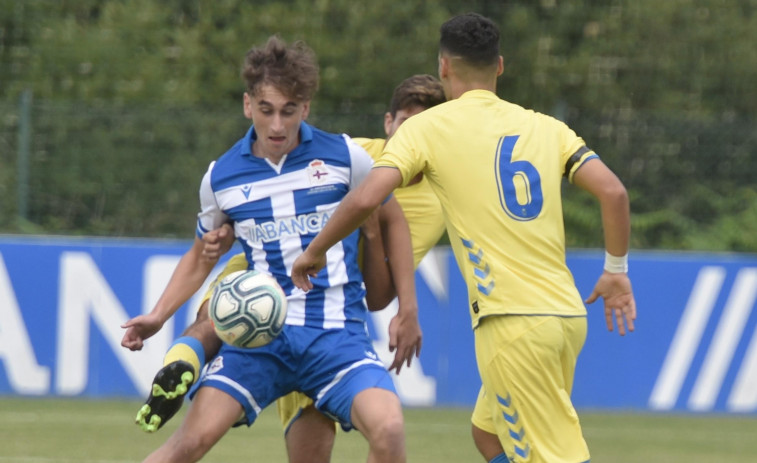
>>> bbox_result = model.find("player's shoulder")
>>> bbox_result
[308,123,344,141]
[351,137,385,160]
[351,137,383,149]
[300,126,372,171]
[306,124,355,153]
[208,138,246,184]
[506,100,567,127]
[216,136,246,161]
[212,129,254,175]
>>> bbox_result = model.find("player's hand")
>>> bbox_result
[120,313,165,351]
[202,223,235,263]
[585,272,636,336]
[387,306,422,374]
[291,248,326,292]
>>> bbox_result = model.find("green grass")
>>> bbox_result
[1,398,756,462]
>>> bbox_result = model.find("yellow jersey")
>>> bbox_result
[377,90,597,327]
[353,137,446,268]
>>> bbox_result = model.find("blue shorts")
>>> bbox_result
[190,322,396,431]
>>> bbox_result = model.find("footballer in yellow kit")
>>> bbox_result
[202,135,447,434]
[376,89,598,462]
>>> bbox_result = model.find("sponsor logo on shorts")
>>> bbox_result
[207,356,224,375]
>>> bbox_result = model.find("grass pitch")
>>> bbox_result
[1,398,756,462]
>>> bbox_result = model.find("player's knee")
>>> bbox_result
[368,411,405,454]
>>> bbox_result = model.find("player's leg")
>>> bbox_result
[474,315,590,463]
[471,386,508,462]
[350,387,406,463]
[301,324,405,463]
[135,303,218,432]
[142,386,243,463]
[278,391,336,463]
[284,403,337,463]
[155,331,295,462]
[136,253,247,432]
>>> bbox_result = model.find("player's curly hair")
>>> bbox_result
[388,74,446,117]
[241,35,319,101]
[439,13,500,67]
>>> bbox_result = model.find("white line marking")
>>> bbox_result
[690,268,757,410]
[648,266,725,410]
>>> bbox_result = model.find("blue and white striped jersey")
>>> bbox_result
[196,122,374,329]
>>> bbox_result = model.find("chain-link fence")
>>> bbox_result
[2,98,755,250]
[0,98,382,238]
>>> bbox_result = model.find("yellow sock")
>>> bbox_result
[163,336,204,382]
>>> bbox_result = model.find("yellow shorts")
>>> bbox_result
[474,315,589,463]
[276,390,336,433]
[470,385,496,434]
[200,253,248,310]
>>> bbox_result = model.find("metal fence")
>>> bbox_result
[1,96,755,249]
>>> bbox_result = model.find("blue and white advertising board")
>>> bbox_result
[1,235,756,413]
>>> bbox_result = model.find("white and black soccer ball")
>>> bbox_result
[208,269,288,348]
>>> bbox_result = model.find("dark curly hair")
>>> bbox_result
[439,13,500,67]
[241,35,319,101]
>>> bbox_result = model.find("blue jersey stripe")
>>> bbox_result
[200,121,372,329]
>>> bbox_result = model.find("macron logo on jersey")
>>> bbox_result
[247,210,332,243]
[240,183,253,199]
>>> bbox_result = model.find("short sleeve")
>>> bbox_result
[374,119,426,187]
[553,118,599,183]
[343,134,374,189]
[195,161,229,238]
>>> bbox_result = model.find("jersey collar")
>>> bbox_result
[244,121,314,157]
[459,89,498,100]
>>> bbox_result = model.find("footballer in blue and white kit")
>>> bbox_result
[191,121,395,429]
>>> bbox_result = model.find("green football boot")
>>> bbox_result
[135,360,195,433]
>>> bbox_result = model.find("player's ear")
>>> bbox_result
[301,101,311,120]
[497,56,504,76]
[438,53,449,79]
[383,112,393,137]
[243,92,253,119]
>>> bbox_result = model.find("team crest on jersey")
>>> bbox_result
[306,160,330,185]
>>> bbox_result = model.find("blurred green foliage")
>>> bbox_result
[1,0,756,250]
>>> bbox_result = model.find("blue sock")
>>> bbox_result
[489,453,510,463]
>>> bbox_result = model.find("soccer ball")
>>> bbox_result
[208,269,288,348]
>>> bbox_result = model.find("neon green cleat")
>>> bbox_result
[135,360,195,433]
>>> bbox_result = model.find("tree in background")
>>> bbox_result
[2,0,757,250]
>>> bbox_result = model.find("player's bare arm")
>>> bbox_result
[291,166,422,369]
[360,195,415,311]
[377,195,422,372]
[120,236,217,350]
[291,167,403,290]
[360,206,395,311]
[572,157,636,335]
